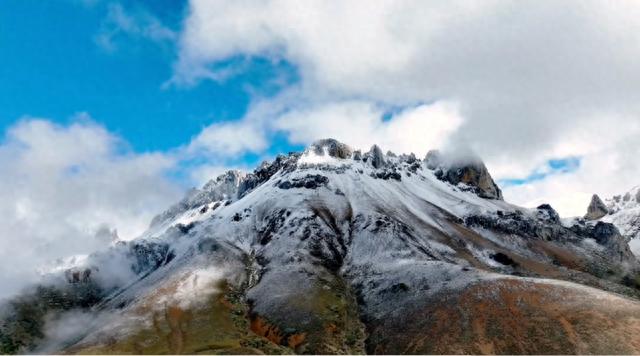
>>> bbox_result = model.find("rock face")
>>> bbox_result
[307,138,353,159]
[366,144,386,169]
[585,194,609,220]
[536,204,561,224]
[595,186,640,255]
[4,139,640,355]
[425,149,503,200]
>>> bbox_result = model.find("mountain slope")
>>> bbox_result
[602,187,640,253]
[3,139,640,354]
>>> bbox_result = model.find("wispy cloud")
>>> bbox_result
[94,2,176,52]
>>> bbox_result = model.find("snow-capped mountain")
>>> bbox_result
[4,139,640,354]
[584,187,640,255]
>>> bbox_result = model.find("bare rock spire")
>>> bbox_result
[585,194,608,220]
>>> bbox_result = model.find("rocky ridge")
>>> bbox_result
[584,186,640,256]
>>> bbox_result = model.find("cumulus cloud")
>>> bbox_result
[276,100,463,156]
[171,0,640,216]
[504,117,640,216]
[0,117,181,299]
[187,119,269,157]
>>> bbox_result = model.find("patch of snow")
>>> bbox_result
[629,239,640,257]
[298,146,345,166]
[36,254,89,275]
[170,266,226,309]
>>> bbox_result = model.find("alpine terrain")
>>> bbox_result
[583,188,640,257]
[3,139,640,354]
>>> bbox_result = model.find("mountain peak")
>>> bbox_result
[366,144,386,168]
[424,149,503,200]
[7,139,640,354]
[585,194,608,220]
[305,138,353,159]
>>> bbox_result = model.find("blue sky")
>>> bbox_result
[1,0,634,208]
[499,157,581,187]
[0,0,583,188]
[0,0,297,155]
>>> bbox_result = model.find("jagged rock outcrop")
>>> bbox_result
[365,144,386,169]
[425,149,503,200]
[536,204,561,224]
[569,221,635,262]
[150,170,246,227]
[594,187,640,251]
[307,138,353,159]
[585,194,608,220]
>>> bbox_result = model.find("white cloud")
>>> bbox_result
[173,0,640,216]
[0,118,182,299]
[276,100,463,156]
[95,2,176,52]
[503,114,640,217]
[187,119,269,156]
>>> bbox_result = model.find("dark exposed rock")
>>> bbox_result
[353,150,362,161]
[636,189,640,203]
[467,210,635,265]
[128,241,175,275]
[176,222,195,234]
[307,138,353,159]
[536,204,560,224]
[465,209,578,242]
[585,194,608,220]
[491,252,517,266]
[591,222,621,245]
[373,170,401,181]
[388,283,410,293]
[399,153,417,164]
[425,149,503,200]
[239,154,299,197]
[367,145,386,169]
[570,222,634,261]
[277,174,329,190]
[257,209,289,245]
[65,268,93,284]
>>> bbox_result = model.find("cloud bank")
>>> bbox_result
[0,117,181,299]
[172,0,640,216]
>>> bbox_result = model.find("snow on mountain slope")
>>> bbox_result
[600,186,640,254]
[3,139,640,354]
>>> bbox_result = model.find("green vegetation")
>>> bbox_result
[67,281,291,355]
[251,275,366,354]
[0,282,103,354]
